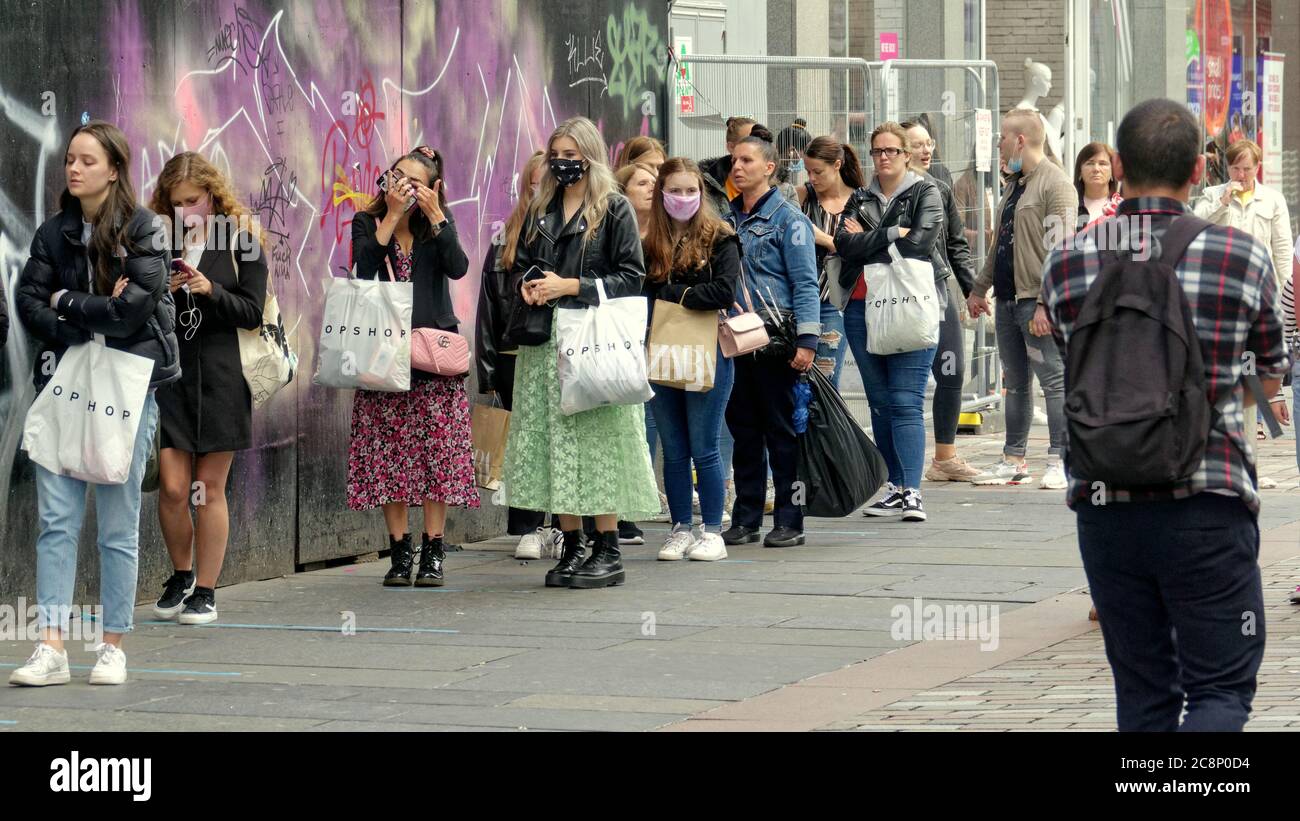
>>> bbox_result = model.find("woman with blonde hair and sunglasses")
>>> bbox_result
[147,151,270,625]
[503,116,658,590]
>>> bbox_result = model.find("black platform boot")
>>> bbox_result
[568,531,625,589]
[382,533,414,587]
[415,534,446,587]
[544,530,586,588]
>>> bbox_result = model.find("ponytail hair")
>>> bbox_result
[804,135,865,189]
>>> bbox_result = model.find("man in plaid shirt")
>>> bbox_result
[1040,99,1288,732]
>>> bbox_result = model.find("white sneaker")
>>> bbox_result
[971,459,1031,486]
[722,485,735,524]
[1039,461,1067,490]
[8,643,70,687]
[88,642,127,686]
[544,527,565,559]
[657,528,696,561]
[687,531,727,561]
[514,529,544,560]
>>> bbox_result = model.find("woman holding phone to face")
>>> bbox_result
[12,121,178,686]
[148,152,269,626]
[350,147,478,587]
[503,116,658,590]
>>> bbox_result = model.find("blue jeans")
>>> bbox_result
[995,297,1066,458]
[645,400,659,466]
[36,392,159,635]
[845,299,937,490]
[651,349,735,529]
[816,301,847,389]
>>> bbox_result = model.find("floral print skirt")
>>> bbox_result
[347,374,481,510]
[503,324,659,519]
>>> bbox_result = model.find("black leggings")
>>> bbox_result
[930,284,965,446]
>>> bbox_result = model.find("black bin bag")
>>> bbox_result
[797,365,888,518]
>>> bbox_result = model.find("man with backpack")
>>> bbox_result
[1041,99,1288,732]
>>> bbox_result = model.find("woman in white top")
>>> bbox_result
[1193,139,1293,284]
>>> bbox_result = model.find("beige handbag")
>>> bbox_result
[648,287,719,392]
[232,246,296,407]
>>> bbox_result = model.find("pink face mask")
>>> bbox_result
[179,194,213,231]
[662,191,701,222]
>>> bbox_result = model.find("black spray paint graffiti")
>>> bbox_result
[250,157,296,283]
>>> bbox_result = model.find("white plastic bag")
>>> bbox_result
[555,279,654,415]
[313,268,412,392]
[862,243,941,355]
[22,339,153,485]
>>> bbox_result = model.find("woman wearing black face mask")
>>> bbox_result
[502,116,658,590]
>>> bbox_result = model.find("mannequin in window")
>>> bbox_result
[1016,58,1065,164]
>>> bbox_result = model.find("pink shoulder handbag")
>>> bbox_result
[717,259,770,358]
[386,257,471,376]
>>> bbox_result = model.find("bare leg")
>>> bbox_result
[157,448,195,572]
[193,452,235,589]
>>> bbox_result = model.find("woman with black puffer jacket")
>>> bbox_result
[12,120,179,688]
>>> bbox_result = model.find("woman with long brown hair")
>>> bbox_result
[616,136,666,175]
[643,157,739,561]
[476,149,564,561]
[12,121,178,686]
[350,146,478,587]
[148,151,270,625]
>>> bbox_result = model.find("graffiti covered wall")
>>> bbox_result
[0,0,668,600]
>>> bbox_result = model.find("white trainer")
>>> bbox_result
[1039,461,1068,490]
[657,529,696,561]
[970,459,1032,486]
[88,642,127,686]
[687,531,727,561]
[514,529,544,560]
[8,643,70,687]
[544,527,565,559]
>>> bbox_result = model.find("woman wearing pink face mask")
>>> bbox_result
[147,151,270,625]
[641,157,739,562]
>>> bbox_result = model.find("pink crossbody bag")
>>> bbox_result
[717,259,770,358]
[387,257,470,377]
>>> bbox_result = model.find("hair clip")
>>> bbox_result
[415,146,437,159]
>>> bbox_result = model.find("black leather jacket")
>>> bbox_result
[642,232,740,320]
[17,200,180,391]
[834,172,946,284]
[510,192,646,310]
[475,232,512,393]
[930,173,976,297]
[0,271,8,350]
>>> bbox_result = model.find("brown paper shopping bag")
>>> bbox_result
[646,299,718,392]
[471,403,511,490]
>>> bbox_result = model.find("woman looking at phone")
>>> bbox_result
[147,151,269,625]
[350,146,479,587]
[502,116,659,590]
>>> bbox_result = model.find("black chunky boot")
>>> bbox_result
[382,533,414,587]
[415,534,446,587]
[568,531,625,589]
[544,530,586,588]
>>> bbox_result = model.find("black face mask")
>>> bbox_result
[550,158,586,187]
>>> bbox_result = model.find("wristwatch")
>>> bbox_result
[431,218,449,236]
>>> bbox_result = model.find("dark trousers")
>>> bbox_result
[725,352,802,531]
[496,354,554,536]
[1077,493,1264,732]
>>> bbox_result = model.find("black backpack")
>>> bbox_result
[1063,216,1216,487]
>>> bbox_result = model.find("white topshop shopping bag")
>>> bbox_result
[312,266,413,392]
[22,338,153,485]
[862,243,941,355]
[555,279,654,415]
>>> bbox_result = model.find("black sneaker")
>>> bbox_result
[862,485,905,517]
[763,526,805,548]
[901,489,927,522]
[617,521,645,546]
[178,587,218,625]
[152,570,196,619]
[721,525,762,545]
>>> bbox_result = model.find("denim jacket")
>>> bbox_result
[726,186,821,344]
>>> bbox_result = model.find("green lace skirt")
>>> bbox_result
[502,324,659,519]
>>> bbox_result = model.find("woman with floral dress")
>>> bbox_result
[349,146,479,587]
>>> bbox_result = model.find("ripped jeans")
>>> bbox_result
[816,301,847,388]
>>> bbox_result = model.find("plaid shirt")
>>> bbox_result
[1040,196,1289,514]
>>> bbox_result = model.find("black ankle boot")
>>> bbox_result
[383,533,414,586]
[415,534,446,587]
[545,530,586,588]
[569,531,625,589]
